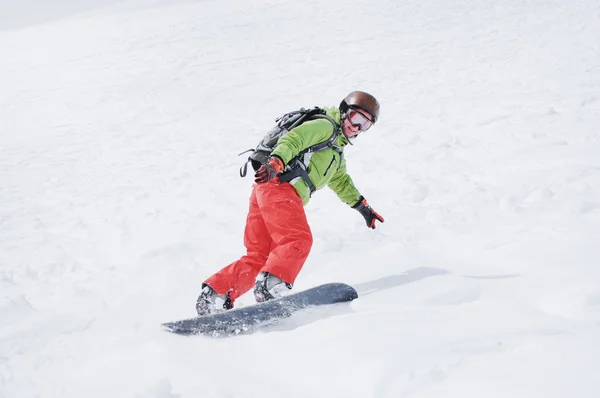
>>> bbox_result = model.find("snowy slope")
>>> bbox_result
[1,0,600,397]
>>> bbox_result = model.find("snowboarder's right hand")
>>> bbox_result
[254,156,285,184]
[352,196,385,229]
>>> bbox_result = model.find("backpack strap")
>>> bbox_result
[278,160,316,194]
[298,113,344,170]
[238,149,254,177]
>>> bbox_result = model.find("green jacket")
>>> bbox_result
[271,106,362,206]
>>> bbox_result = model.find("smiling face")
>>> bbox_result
[341,107,375,140]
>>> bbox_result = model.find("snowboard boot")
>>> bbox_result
[253,272,293,303]
[195,284,233,316]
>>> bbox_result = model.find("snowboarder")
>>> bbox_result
[195,91,384,315]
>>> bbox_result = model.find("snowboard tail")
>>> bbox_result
[162,282,358,337]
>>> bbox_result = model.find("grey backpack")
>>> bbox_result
[239,107,343,195]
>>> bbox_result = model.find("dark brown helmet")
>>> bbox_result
[340,91,380,123]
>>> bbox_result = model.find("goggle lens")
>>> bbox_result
[348,110,373,132]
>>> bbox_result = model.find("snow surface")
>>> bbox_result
[1,0,600,397]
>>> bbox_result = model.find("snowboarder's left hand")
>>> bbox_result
[352,196,385,229]
[254,156,285,184]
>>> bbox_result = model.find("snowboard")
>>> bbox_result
[162,282,358,337]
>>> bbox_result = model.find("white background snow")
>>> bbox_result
[1,0,600,397]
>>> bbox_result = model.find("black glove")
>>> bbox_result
[254,156,285,184]
[352,196,385,229]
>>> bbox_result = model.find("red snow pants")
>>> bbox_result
[204,181,313,303]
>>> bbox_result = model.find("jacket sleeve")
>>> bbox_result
[270,119,336,165]
[327,158,362,206]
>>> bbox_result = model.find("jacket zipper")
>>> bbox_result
[324,155,336,176]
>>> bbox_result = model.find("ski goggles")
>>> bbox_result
[347,109,374,132]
